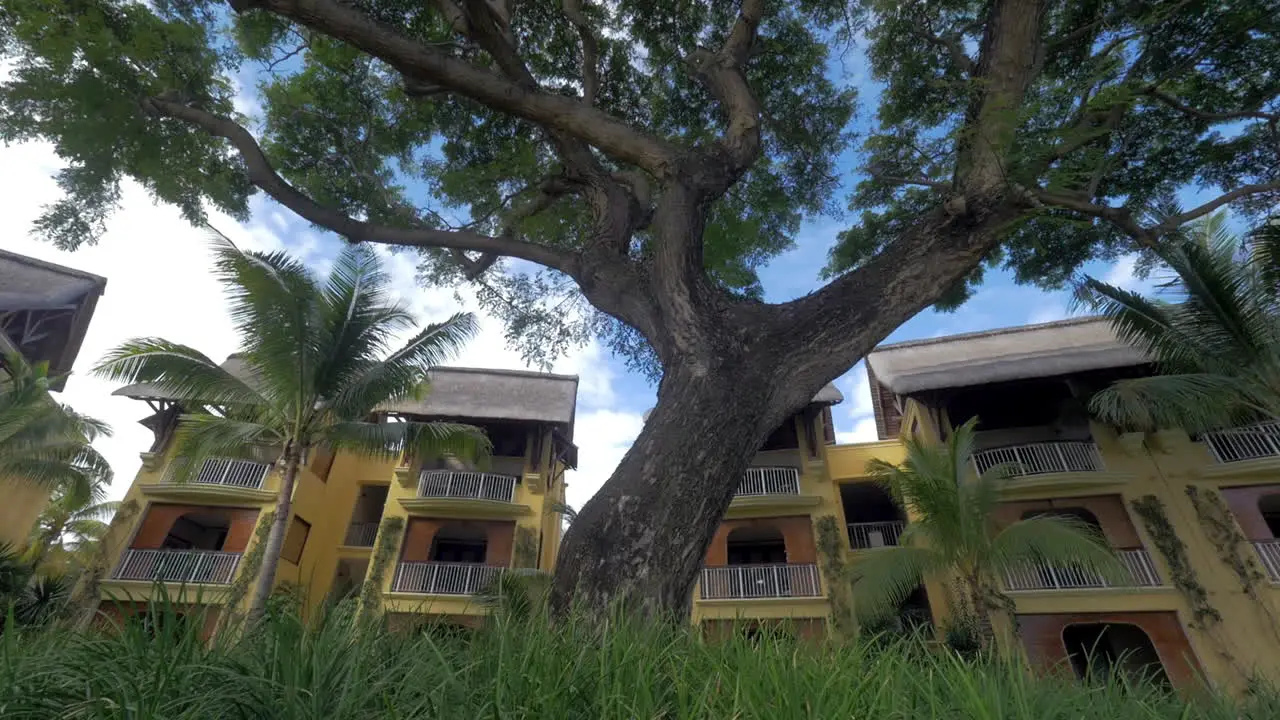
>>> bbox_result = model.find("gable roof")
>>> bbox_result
[0,249,107,386]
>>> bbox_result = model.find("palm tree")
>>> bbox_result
[0,351,113,506]
[1080,212,1280,432]
[94,230,489,624]
[854,419,1122,647]
[26,483,121,573]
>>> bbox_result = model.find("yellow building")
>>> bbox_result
[90,364,576,633]
[694,316,1280,691]
[0,249,107,547]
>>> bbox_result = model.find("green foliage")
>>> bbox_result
[1082,213,1280,432]
[0,352,113,504]
[831,0,1280,308]
[221,510,276,624]
[856,418,1123,642]
[813,515,856,637]
[68,498,137,625]
[511,526,538,569]
[1129,495,1220,627]
[1,604,1275,717]
[92,232,486,619]
[358,515,404,619]
[1185,485,1269,595]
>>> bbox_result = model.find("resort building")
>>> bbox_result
[0,249,107,547]
[90,316,1280,690]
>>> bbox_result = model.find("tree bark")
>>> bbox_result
[245,443,301,625]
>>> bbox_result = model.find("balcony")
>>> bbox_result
[699,563,821,600]
[142,457,276,503]
[1203,422,1280,463]
[1252,540,1280,582]
[1002,549,1161,591]
[972,442,1104,478]
[391,561,500,595]
[166,457,271,489]
[112,549,242,585]
[345,522,379,547]
[848,521,904,550]
[418,470,517,502]
[736,467,800,496]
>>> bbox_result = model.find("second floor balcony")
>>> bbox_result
[736,467,800,496]
[847,520,904,550]
[1002,548,1162,591]
[417,469,518,503]
[1203,422,1280,463]
[391,561,501,595]
[972,441,1105,478]
[699,563,821,600]
[112,548,242,585]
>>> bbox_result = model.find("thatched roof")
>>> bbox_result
[863,317,1149,440]
[115,360,580,430]
[0,249,107,385]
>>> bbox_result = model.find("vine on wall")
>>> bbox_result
[358,515,405,620]
[1129,495,1221,627]
[217,510,276,632]
[512,526,539,569]
[815,515,856,636]
[1185,485,1280,642]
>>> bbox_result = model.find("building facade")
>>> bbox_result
[90,316,1280,690]
[0,249,107,547]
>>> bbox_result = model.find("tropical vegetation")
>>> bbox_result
[1083,214,1280,432]
[0,599,1273,719]
[25,484,120,575]
[93,231,488,623]
[855,419,1123,645]
[0,351,112,504]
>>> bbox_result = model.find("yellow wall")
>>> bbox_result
[0,480,50,549]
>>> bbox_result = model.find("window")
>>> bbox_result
[760,419,799,451]
[281,516,311,565]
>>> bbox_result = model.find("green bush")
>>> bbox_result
[0,601,1275,719]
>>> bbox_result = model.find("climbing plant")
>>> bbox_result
[358,516,405,620]
[1130,495,1220,627]
[512,527,539,569]
[814,515,855,637]
[217,510,276,633]
[1185,485,1280,642]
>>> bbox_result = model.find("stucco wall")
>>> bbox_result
[1018,611,1203,690]
[1220,484,1280,540]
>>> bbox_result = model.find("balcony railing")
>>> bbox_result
[1002,549,1161,591]
[417,470,517,502]
[113,549,241,585]
[848,521,905,549]
[971,442,1104,478]
[1203,422,1280,463]
[391,561,501,595]
[698,563,821,600]
[736,467,800,496]
[1252,540,1280,583]
[344,522,380,547]
[164,457,271,490]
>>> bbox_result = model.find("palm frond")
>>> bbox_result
[1089,373,1265,432]
[93,339,268,408]
[324,420,490,464]
[989,516,1126,584]
[329,313,480,419]
[1248,216,1280,295]
[167,413,280,483]
[852,546,947,622]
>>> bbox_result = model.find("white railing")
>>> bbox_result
[1252,540,1280,583]
[1203,422,1280,463]
[971,442,1104,477]
[417,470,517,502]
[848,521,905,549]
[112,549,241,585]
[736,467,801,496]
[165,457,271,490]
[391,561,501,595]
[345,522,380,547]
[1002,549,1161,591]
[698,563,821,600]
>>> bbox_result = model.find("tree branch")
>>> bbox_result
[874,175,951,190]
[687,0,765,183]
[561,0,600,106]
[238,0,680,177]
[1143,87,1280,124]
[908,25,975,76]
[145,96,578,274]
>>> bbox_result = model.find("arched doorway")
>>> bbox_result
[162,510,232,551]
[726,525,787,565]
[1062,622,1171,688]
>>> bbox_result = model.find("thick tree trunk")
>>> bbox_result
[245,444,301,625]
[550,356,811,618]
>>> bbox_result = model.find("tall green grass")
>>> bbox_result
[0,601,1275,719]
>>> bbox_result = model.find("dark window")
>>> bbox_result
[726,525,787,565]
[1062,623,1170,688]
[432,540,487,564]
[760,419,800,451]
[1259,495,1280,538]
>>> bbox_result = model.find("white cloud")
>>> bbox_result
[1028,303,1069,325]
[0,141,625,507]
[1104,254,1142,291]
[831,362,879,444]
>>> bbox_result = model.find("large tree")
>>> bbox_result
[0,0,1276,616]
